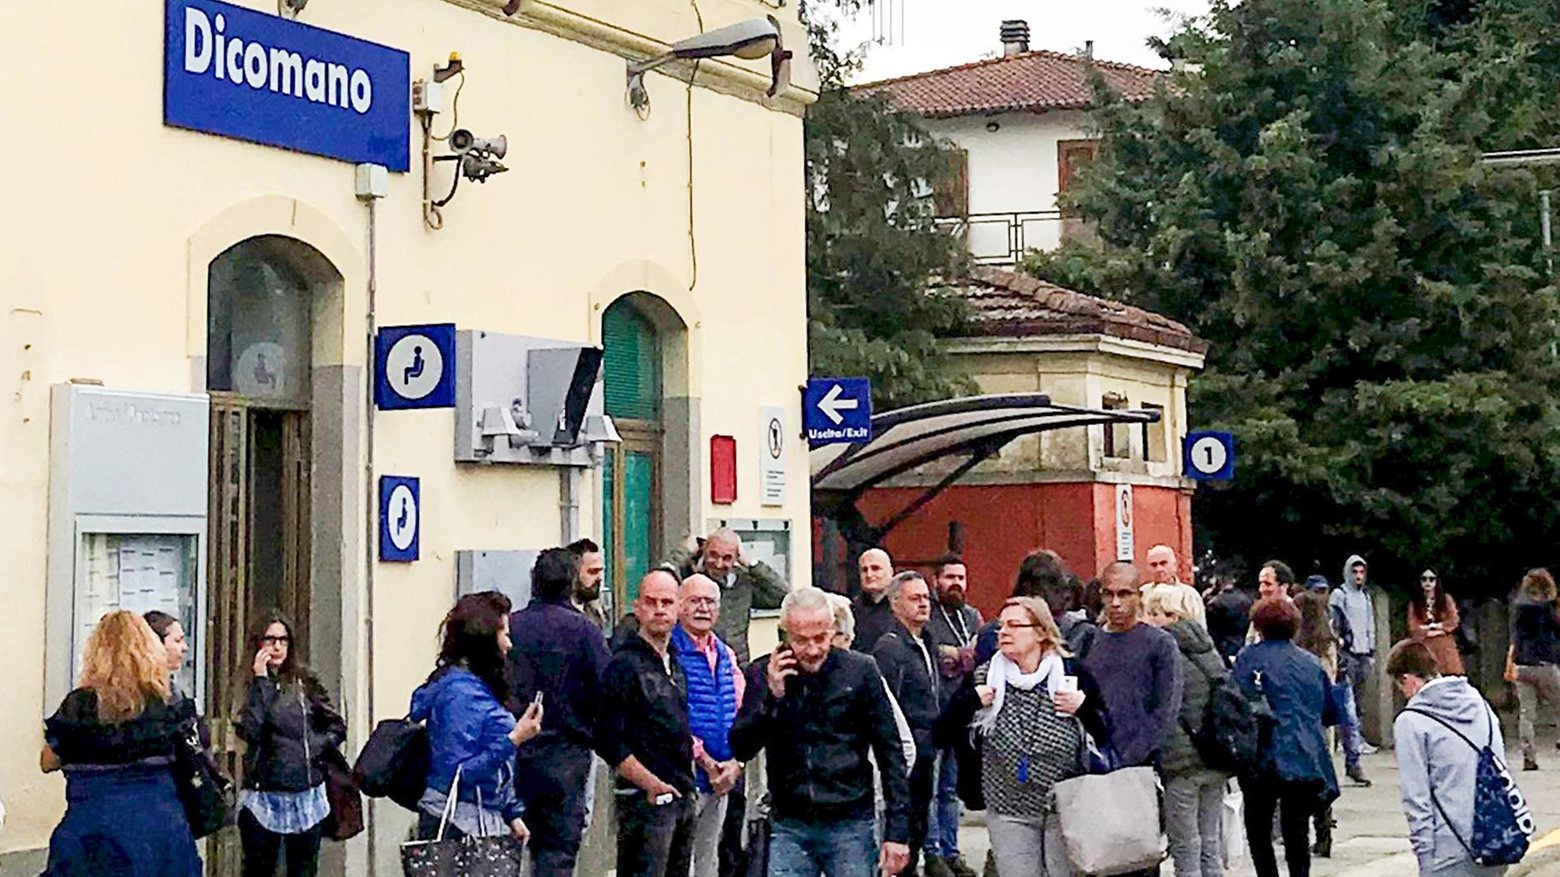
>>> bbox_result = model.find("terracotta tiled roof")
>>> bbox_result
[854,50,1164,118]
[936,267,1208,355]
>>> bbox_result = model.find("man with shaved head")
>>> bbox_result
[672,527,789,667]
[852,548,897,653]
[670,575,745,877]
[1143,544,1207,628]
[1079,563,1183,877]
[601,570,697,877]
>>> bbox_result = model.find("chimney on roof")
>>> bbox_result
[1084,40,1095,59]
[1000,20,1030,56]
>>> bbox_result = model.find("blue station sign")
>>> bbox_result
[164,0,411,171]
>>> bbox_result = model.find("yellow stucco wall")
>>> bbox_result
[0,0,814,861]
[943,335,1203,484]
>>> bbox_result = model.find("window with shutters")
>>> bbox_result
[603,302,662,421]
[1056,139,1100,205]
[932,148,970,218]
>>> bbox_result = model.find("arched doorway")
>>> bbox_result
[601,293,690,610]
[204,235,339,785]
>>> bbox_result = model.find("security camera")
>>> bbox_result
[449,129,508,158]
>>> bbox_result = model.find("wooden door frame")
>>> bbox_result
[205,394,312,728]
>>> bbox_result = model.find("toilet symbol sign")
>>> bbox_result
[379,475,420,562]
[375,324,456,410]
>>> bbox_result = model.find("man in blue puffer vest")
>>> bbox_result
[671,574,746,877]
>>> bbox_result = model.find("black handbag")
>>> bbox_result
[354,716,430,811]
[172,717,233,839]
[399,769,523,877]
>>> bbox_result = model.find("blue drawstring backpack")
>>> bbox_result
[1404,706,1533,866]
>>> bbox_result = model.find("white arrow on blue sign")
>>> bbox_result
[804,378,873,445]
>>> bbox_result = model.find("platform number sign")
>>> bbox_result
[1184,431,1235,481]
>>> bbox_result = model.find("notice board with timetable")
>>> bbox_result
[76,533,200,694]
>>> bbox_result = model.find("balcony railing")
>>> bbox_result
[937,210,1090,265]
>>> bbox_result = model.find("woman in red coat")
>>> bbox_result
[1408,569,1464,676]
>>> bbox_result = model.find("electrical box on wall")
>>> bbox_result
[453,330,620,467]
[455,549,539,609]
[707,518,792,585]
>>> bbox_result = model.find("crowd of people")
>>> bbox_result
[35,531,1548,877]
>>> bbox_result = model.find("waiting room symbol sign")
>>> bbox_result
[375,324,456,410]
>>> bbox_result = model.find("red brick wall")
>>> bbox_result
[849,481,1193,620]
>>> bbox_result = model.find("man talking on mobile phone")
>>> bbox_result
[731,587,911,877]
[599,570,697,877]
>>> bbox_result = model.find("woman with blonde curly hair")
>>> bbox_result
[40,609,201,877]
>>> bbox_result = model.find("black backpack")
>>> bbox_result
[1185,664,1275,778]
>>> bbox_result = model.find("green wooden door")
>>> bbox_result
[602,299,663,612]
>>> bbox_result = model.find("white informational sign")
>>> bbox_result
[760,405,787,507]
[1115,483,1135,562]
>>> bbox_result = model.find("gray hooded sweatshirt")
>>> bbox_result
[1394,676,1510,876]
[1331,554,1376,655]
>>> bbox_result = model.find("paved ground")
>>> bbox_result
[950,731,1560,876]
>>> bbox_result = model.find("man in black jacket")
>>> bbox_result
[873,572,940,877]
[598,570,696,877]
[851,548,897,653]
[731,587,910,877]
[508,547,611,877]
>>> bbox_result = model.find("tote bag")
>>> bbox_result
[400,769,524,877]
[1054,766,1164,875]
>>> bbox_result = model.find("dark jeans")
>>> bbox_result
[1241,777,1317,877]
[616,790,697,877]
[516,738,594,877]
[238,808,322,877]
[717,774,746,877]
[902,755,936,876]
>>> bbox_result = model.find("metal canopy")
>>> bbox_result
[811,393,1160,497]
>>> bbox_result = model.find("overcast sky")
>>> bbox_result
[833,0,1213,83]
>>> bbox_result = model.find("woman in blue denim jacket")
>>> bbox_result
[1235,597,1340,877]
[410,591,543,841]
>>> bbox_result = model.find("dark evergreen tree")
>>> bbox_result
[1028,0,1560,592]
[800,1,973,410]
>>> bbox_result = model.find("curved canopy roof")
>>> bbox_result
[811,393,1160,497]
